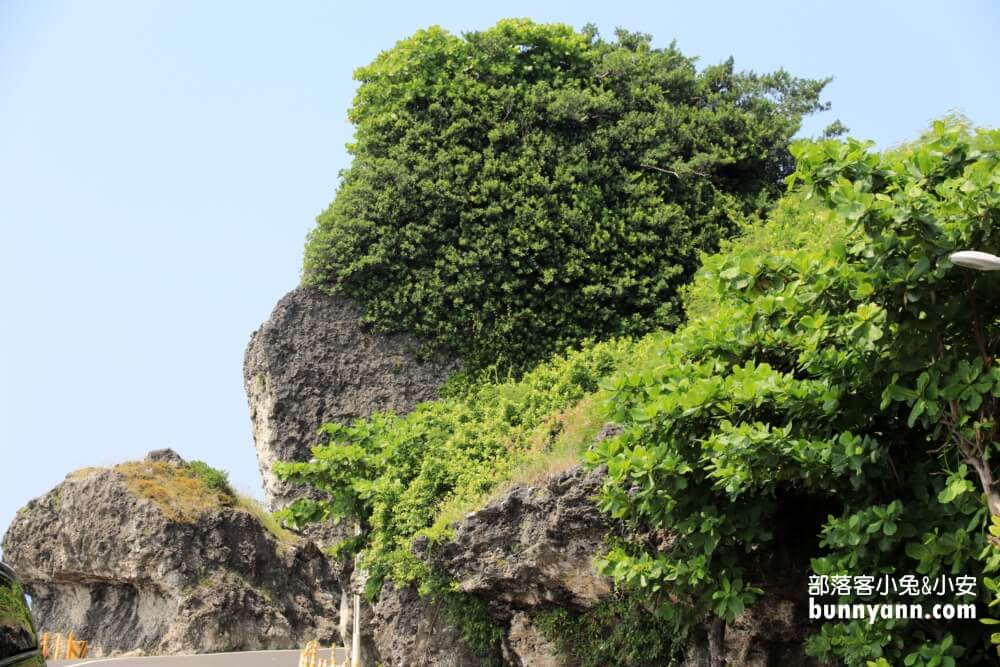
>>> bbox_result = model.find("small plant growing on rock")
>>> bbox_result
[186,460,234,497]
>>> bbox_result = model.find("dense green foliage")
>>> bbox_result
[0,578,33,632]
[186,460,235,497]
[535,594,680,665]
[588,119,1000,664]
[276,338,638,595]
[440,587,507,664]
[304,19,831,373]
[283,119,1000,663]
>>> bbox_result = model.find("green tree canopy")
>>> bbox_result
[304,19,831,373]
[590,119,1000,665]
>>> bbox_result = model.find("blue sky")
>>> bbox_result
[1,0,998,547]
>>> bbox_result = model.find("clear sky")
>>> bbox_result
[1,0,998,550]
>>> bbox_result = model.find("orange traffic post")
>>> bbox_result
[67,635,88,659]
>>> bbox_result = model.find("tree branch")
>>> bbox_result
[640,163,710,179]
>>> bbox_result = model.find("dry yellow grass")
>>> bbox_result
[65,467,102,480]
[235,496,297,545]
[115,461,234,523]
[62,460,298,544]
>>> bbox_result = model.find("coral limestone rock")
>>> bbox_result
[372,583,482,667]
[2,453,339,657]
[430,465,613,612]
[243,287,460,509]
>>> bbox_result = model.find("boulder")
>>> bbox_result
[243,287,460,509]
[423,462,817,666]
[371,582,482,667]
[2,455,340,657]
[428,465,612,615]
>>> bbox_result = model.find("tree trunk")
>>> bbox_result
[707,616,726,667]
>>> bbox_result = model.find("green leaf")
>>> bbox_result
[907,400,926,427]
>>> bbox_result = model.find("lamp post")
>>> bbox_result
[352,521,361,667]
[947,248,1000,518]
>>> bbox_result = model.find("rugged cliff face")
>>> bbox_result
[429,464,613,612]
[243,287,461,510]
[2,287,817,664]
[241,288,818,665]
[420,464,612,667]
[416,464,816,667]
[1,451,340,657]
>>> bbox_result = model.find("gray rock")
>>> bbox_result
[371,583,483,667]
[682,595,819,667]
[506,612,565,667]
[365,464,612,667]
[426,462,817,666]
[145,449,186,466]
[428,465,612,616]
[2,464,340,657]
[243,287,461,510]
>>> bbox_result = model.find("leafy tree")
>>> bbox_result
[588,118,1000,665]
[304,19,831,374]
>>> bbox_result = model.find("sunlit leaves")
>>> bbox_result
[276,338,632,593]
[590,118,1000,664]
[303,19,831,374]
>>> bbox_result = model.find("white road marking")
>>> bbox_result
[59,649,309,666]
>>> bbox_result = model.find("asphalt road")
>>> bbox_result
[47,648,349,666]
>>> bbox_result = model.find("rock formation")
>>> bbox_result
[422,464,611,667]
[428,465,612,613]
[2,452,340,657]
[244,287,461,510]
[417,463,817,666]
[371,583,482,667]
[1,286,821,664]
[682,595,818,667]
[242,287,466,663]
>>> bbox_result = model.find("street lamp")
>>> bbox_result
[353,522,362,667]
[949,250,1000,272]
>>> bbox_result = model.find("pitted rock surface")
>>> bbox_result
[429,464,612,614]
[682,595,819,667]
[2,456,340,657]
[506,612,564,667]
[371,583,482,667]
[243,287,460,509]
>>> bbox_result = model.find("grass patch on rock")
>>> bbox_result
[116,461,236,523]
[109,459,296,545]
[236,496,297,545]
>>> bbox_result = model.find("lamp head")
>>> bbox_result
[949,250,1000,272]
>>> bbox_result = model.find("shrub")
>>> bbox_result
[186,460,235,497]
[588,118,1000,664]
[535,594,682,666]
[0,579,32,633]
[275,338,635,595]
[303,19,832,374]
